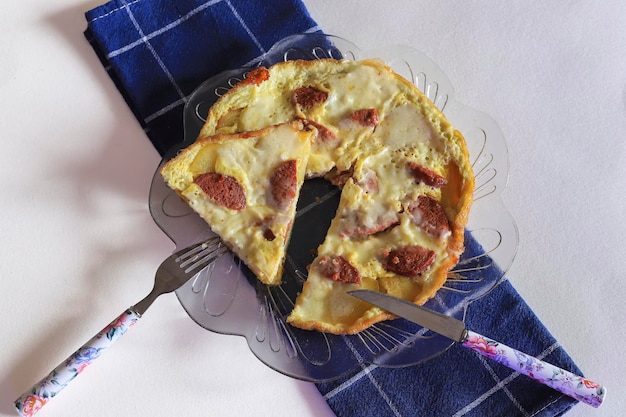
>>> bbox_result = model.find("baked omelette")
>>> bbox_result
[162,58,474,334]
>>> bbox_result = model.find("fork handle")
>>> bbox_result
[14,309,139,417]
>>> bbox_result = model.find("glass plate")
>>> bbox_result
[148,33,518,382]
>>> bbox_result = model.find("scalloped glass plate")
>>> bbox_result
[148,33,518,382]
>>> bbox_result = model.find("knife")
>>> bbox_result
[348,289,606,408]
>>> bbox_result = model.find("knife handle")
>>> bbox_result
[14,309,139,417]
[461,330,605,407]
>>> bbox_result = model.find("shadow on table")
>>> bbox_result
[3,2,173,415]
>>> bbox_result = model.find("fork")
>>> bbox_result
[14,236,227,417]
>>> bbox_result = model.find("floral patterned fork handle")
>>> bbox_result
[14,310,139,417]
[14,236,226,417]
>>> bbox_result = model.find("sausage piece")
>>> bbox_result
[357,168,379,194]
[408,162,447,188]
[269,160,298,211]
[292,86,328,109]
[326,166,378,192]
[304,119,337,144]
[316,255,361,284]
[408,195,451,239]
[254,216,279,242]
[347,108,379,126]
[340,212,399,238]
[382,245,435,277]
[194,173,246,211]
[263,228,276,241]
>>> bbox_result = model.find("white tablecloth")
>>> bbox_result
[1,1,624,416]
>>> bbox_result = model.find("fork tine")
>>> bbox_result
[175,235,221,263]
[182,244,228,273]
[174,236,228,274]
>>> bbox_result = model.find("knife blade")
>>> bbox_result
[348,289,606,408]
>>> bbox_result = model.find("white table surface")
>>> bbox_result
[2,1,624,416]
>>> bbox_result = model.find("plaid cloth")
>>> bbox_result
[85,0,321,155]
[84,1,582,416]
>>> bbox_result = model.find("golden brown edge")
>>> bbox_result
[159,120,308,286]
[177,58,477,334]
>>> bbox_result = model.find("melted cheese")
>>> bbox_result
[174,58,475,334]
[161,122,312,285]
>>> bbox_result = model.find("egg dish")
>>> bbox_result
[160,121,312,285]
[162,58,474,334]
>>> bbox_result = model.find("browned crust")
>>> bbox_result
[285,295,397,335]
[172,58,475,334]
[240,66,269,86]
[412,129,475,306]
[201,58,353,137]
[162,120,306,175]
[285,131,474,334]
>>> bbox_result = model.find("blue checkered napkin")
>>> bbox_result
[316,270,582,417]
[84,0,321,156]
[84,1,582,416]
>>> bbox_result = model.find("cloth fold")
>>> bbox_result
[84,1,581,415]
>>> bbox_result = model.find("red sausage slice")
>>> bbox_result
[408,162,447,188]
[269,160,298,211]
[316,255,361,284]
[194,173,246,211]
[292,86,328,109]
[304,119,337,144]
[382,245,435,277]
[347,108,379,126]
[408,195,451,239]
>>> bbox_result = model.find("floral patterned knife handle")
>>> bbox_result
[14,309,139,417]
[462,330,606,408]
